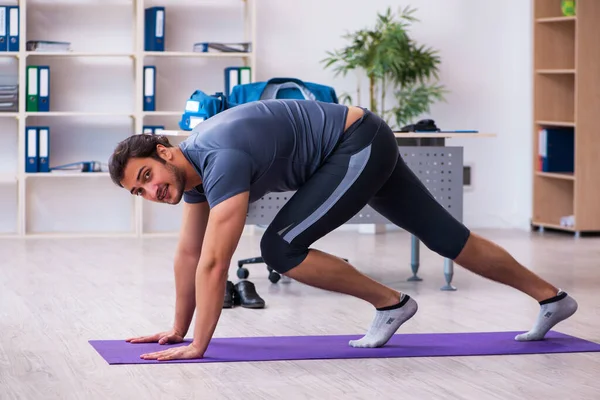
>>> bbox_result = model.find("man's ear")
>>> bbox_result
[156,144,172,161]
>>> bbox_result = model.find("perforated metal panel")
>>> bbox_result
[397,146,463,222]
[246,193,295,223]
[246,146,463,225]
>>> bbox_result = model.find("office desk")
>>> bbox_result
[242,132,495,290]
[391,132,494,290]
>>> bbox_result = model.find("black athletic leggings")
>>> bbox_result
[260,108,471,274]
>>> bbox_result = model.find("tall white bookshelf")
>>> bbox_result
[0,0,256,238]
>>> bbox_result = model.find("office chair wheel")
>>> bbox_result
[237,267,250,279]
[268,271,281,283]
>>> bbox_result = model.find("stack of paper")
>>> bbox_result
[0,73,18,112]
[193,42,252,53]
[26,40,71,52]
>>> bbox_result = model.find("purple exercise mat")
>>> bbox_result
[89,330,600,365]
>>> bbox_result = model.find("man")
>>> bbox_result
[109,99,578,361]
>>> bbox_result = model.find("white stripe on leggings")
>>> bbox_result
[282,144,372,243]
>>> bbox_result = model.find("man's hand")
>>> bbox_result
[126,329,184,345]
[140,343,204,361]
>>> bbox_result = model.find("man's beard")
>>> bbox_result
[165,162,187,204]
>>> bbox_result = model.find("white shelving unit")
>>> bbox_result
[0,0,256,238]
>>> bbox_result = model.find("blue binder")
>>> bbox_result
[25,127,38,173]
[0,6,7,52]
[7,6,18,52]
[224,67,240,96]
[38,66,50,111]
[37,127,50,172]
[538,127,575,173]
[143,66,156,111]
[145,7,165,51]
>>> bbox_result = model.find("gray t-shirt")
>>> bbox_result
[179,99,348,208]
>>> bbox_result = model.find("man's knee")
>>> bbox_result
[421,225,471,260]
[260,227,308,274]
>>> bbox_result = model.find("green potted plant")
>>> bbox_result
[322,6,447,129]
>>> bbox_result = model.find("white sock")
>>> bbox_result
[349,294,418,348]
[515,289,578,341]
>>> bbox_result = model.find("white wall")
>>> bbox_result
[1,0,534,236]
[254,0,534,230]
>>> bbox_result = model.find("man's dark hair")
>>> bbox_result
[108,134,173,187]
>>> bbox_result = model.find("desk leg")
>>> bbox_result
[396,138,462,291]
[407,234,422,281]
[441,258,457,291]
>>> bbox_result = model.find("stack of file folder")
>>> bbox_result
[194,42,251,53]
[0,73,18,112]
[26,40,71,53]
[50,161,104,174]
[26,65,50,112]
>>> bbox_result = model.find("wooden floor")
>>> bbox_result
[1,228,599,399]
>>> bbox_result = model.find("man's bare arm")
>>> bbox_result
[191,191,249,354]
[172,201,210,336]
